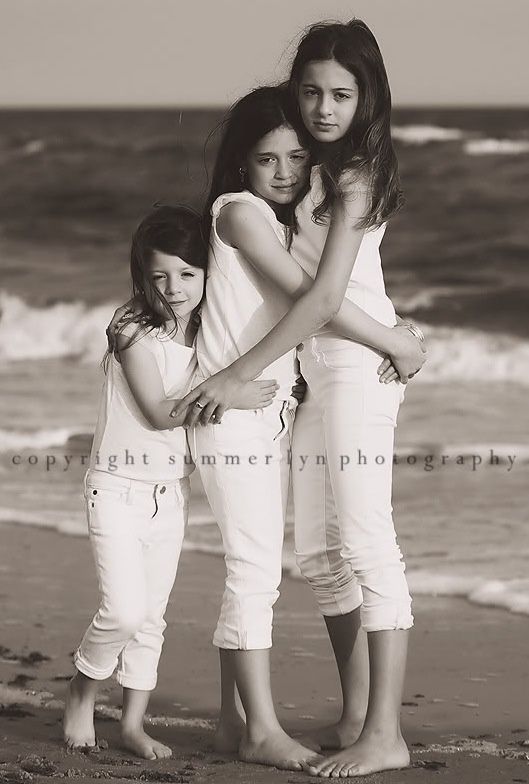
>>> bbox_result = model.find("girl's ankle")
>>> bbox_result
[120,718,144,734]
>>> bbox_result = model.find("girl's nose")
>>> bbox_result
[276,159,291,179]
[166,279,181,296]
[318,94,333,116]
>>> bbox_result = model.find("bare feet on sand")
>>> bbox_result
[121,727,172,760]
[240,727,322,771]
[313,717,364,751]
[305,732,409,777]
[213,715,246,753]
[63,674,97,749]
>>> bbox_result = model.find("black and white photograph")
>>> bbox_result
[0,1,528,781]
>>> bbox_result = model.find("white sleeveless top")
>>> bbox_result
[291,165,396,333]
[196,191,297,402]
[90,323,196,480]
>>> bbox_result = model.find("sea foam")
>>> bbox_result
[392,125,466,145]
[2,292,527,385]
[2,506,528,618]
[464,138,529,155]
[0,291,111,362]
[0,426,80,451]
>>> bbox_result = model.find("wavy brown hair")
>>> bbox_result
[289,18,403,229]
[203,85,305,239]
[104,205,207,370]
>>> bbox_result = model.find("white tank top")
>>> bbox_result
[291,165,396,333]
[90,323,196,480]
[196,191,297,401]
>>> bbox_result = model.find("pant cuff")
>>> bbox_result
[74,650,116,682]
[116,672,157,691]
[318,587,364,617]
[213,630,273,650]
[360,607,414,632]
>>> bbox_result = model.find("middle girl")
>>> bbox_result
[191,85,412,771]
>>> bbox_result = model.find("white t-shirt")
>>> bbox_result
[196,191,297,402]
[89,323,197,480]
[291,165,397,333]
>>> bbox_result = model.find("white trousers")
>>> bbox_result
[74,469,189,691]
[191,400,293,650]
[292,336,413,632]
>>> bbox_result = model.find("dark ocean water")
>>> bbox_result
[1,107,528,335]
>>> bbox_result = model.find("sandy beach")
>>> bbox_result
[1,521,528,783]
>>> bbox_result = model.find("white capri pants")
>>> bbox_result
[74,469,189,691]
[292,335,413,632]
[191,400,293,650]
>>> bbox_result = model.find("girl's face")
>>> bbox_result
[148,251,205,322]
[245,125,309,209]
[298,59,359,143]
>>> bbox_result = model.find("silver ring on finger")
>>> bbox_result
[194,401,205,409]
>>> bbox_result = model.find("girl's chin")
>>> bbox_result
[312,130,341,142]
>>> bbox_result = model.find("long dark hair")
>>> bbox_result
[111,205,208,359]
[289,19,403,229]
[203,85,304,237]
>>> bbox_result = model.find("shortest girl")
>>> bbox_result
[63,206,277,759]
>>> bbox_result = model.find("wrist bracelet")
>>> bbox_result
[405,322,425,343]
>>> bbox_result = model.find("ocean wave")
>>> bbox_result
[21,139,47,156]
[4,134,190,159]
[0,505,217,537]
[0,291,112,362]
[412,323,529,384]
[3,508,528,617]
[0,507,87,536]
[405,570,529,617]
[464,138,529,155]
[392,125,466,145]
[2,292,529,385]
[0,426,83,452]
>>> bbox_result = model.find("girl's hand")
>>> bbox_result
[170,369,278,428]
[106,297,138,351]
[388,325,427,382]
[376,356,400,384]
[231,379,279,414]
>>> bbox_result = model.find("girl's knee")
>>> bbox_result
[99,603,147,638]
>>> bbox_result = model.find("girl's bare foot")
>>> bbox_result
[239,726,322,771]
[63,673,98,749]
[213,715,246,753]
[305,731,409,777]
[313,717,364,751]
[121,726,172,760]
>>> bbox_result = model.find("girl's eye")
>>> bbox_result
[181,272,195,278]
[258,157,274,165]
[335,93,352,101]
[152,274,166,281]
[303,89,317,97]
[291,153,308,161]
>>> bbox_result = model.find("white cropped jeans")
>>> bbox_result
[191,400,293,650]
[74,469,189,691]
[292,335,413,632]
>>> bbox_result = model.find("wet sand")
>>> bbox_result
[1,521,528,783]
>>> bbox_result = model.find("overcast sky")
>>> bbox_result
[1,0,528,107]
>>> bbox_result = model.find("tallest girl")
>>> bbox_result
[177,19,426,778]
